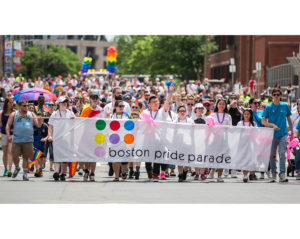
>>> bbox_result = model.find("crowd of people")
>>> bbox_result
[1,72,300,183]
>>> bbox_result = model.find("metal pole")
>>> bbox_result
[257,70,260,97]
[232,72,234,92]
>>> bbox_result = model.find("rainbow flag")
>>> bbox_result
[80,106,101,118]
[29,149,43,167]
[69,162,78,177]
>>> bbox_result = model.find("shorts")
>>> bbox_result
[12,142,34,159]
[1,134,8,146]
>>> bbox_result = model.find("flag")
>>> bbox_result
[80,106,101,118]
[29,149,43,167]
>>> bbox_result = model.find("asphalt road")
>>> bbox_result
[0,150,300,204]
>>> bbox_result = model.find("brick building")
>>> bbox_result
[206,35,300,93]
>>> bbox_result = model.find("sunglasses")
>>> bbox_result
[118,105,125,108]
[254,102,260,105]
[22,104,29,107]
[273,94,280,97]
[178,110,186,113]
[132,106,139,109]
[187,103,194,106]
[49,104,55,106]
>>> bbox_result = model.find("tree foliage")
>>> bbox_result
[20,44,81,78]
[114,35,218,80]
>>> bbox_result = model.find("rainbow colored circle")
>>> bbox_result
[110,120,120,131]
[95,133,106,144]
[109,134,120,144]
[124,134,134,144]
[124,120,135,131]
[96,120,106,130]
[94,146,105,157]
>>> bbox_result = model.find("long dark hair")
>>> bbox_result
[242,108,255,126]
[113,100,124,114]
[214,98,228,113]
[3,98,14,114]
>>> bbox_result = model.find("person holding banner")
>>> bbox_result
[48,97,75,181]
[208,98,232,182]
[111,100,132,181]
[80,93,105,182]
[142,85,175,182]
[262,88,293,183]
[174,105,194,182]
[237,109,256,182]
[6,100,38,181]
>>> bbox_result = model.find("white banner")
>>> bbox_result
[53,118,274,171]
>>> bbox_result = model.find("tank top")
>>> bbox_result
[1,113,13,134]
[13,111,34,143]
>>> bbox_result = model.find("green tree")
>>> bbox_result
[115,35,217,80]
[20,44,81,78]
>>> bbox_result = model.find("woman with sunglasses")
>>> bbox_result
[207,98,232,182]
[111,100,132,181]
[44,101,55,171]
[237,109,256,182]
[174,105,194,182]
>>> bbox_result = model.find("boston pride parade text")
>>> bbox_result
[52,118,274,171]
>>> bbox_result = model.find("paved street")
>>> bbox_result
[1,149,300,204]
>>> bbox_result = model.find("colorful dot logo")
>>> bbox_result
[124,120,135,131]
[95,133,106,144]
[109,134,120,144]
[94,146,105,157]
[124,134,134,144]
[110,120,120,131]
[96,120,106,130]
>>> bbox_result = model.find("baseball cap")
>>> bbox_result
[203,100,211,105]
[57,96,68,103]
[194,103,207,115]
[90,93,99,99]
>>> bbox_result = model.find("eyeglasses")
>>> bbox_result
[22,105,29,107]
[178,110,186,113]
[273,94,280,97]
[187,103,194,106]
[49,104,55,106]
[118,105,125,108]
[132,106,139,109]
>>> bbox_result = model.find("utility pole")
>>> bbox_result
[229,58,236,92]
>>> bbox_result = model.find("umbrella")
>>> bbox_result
[13,88,57,101]
[12,87,21,95]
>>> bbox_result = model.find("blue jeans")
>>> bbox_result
[294,146,300,173]
[269,135,287,175]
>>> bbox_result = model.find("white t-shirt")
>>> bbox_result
[187,109,196,120]
[104,101,131,118]
[111,112,130,119]
[49,109,75,126]
[237,120,256,127]
[210,112,232,125]
[142,108,171,122]
[173,117,194,124]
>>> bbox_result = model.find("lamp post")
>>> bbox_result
[256,62,261,97]
[229,58,236,92]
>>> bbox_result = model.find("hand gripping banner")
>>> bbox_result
[52,118,274,171]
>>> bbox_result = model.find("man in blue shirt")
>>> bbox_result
[262,88,293,183]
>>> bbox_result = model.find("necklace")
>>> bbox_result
[150,110,158,120]
[243,121,251,126]
[216,112,225,124]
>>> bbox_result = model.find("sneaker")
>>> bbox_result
[3,169,8,176]
[7,170,12,177]
[134,171,140,180]
[170,170,176,177]
[23,173,29,181]
[266,171,272,179]
[12,167,20,178]
[53,172,59,181]
[243,176,248,183]
[194,175,199,180]
[269,173,277,183]
[208,169,215,179]
[152,174,159,182]
[34,171,40,177]
[200,174,207,181]
[217,177,224,183]
[296,174,300,180]
[178,174,183,182]
[89,173,95,182]
[259,172,265,180]
[78,169,83,176]
[60,174,66,181]
[279,174,288,183]
[83,170,89,182]
[121,173,127,180]
[191,171,196,177]
[160,172,166,180]
[223,169,229,178]
[231,170,238,178]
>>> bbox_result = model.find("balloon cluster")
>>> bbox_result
[286,131,299,160]
[165,81,176,92]
[80,57,92,74]
[107,46,117,73]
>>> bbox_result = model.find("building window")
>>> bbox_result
[67,45,77,54]
[104,47,108,56]
[211,65,230,81]
[67,35,74,40]
[103,61,107,69]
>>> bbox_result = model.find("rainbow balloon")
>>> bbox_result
[106,46,117,73]
[80,57,92,74]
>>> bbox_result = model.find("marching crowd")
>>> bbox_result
[1,73,300,183]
